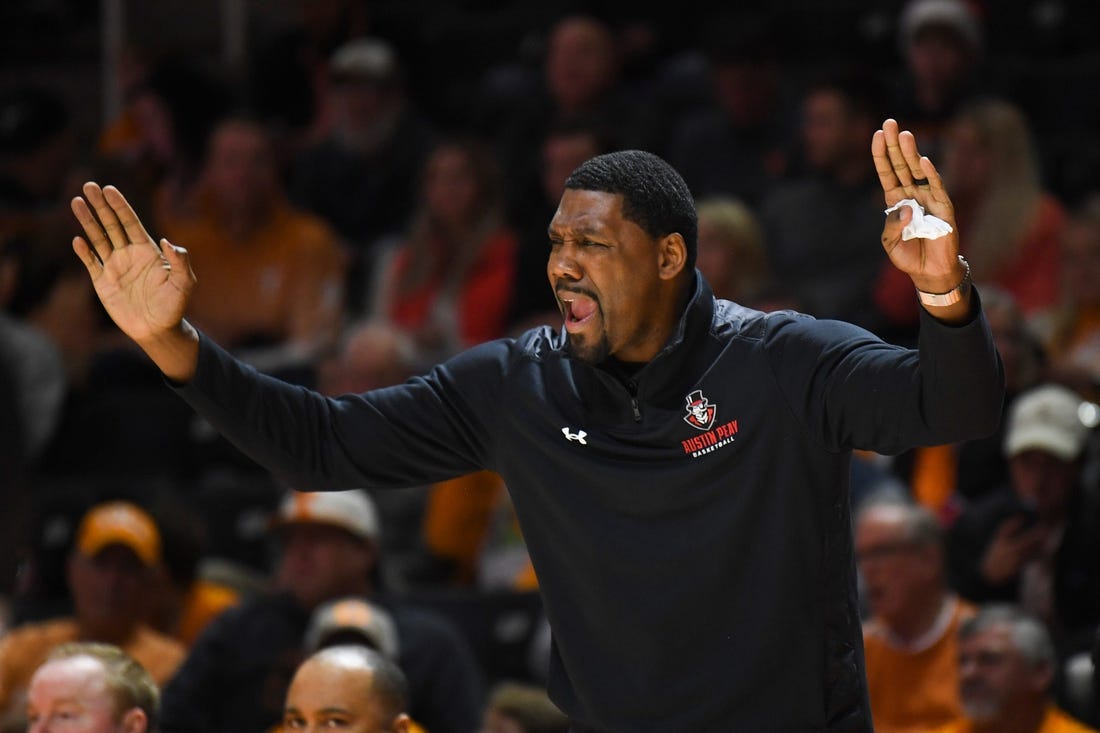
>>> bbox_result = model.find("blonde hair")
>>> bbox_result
[695,197,769,302]
[950,99,1042,280]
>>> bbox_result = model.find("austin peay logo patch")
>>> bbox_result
[681,390,739,458]
[683,390,717,431]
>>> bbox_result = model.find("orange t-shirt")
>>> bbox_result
[930,705,1099,733]
[863,597,976,733]
[162,198,346,349]
[174,579,240,647]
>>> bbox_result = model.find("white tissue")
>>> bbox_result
[884,198,954,241]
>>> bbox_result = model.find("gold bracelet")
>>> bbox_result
[916,256,971,307]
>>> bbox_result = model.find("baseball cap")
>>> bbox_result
[329,38,399,84]
[899,0,983,52]
[75,501,161,567]
[304,597,399,659]
[1004,384,1091,461]
[273,490,380,543]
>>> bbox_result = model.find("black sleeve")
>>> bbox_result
[764,288,1005,455]
[173,334,510,490]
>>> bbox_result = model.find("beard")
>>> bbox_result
[565,330,611,364]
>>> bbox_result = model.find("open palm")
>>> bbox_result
[871,119,961,281]
[71,182,195,344]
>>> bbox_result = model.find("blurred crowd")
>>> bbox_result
[2,0,1100,731]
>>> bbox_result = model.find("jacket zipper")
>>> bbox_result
[626,379,642,422]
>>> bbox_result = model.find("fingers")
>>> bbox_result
[873,119,930,193]
[72,236,102,275]
[80,182,130,251]
[71,194,114,264]
[103,185,156,248]
[872,129,900,194]
[161,238,183,271]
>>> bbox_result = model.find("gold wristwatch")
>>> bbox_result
[916,255,971,307]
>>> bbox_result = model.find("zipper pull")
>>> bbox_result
[626,379,642,422]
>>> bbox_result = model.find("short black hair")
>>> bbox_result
[564,150,697,271]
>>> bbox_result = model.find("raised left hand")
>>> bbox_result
[872,119,972,322]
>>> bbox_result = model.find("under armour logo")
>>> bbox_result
[562,427,588,445]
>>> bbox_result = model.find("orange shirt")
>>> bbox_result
[930,705,1099,733]
[174,579,240,647]
[863,597,975,733]
[0,617,186,714]
[162,198,346,349]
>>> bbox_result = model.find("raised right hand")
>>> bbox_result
[71,182,195,344]
[72,182,200,382]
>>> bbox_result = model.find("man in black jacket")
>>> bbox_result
[70,119,1003,732]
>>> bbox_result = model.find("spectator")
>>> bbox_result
[947,384,1100,652]
[1032,194,1100,403]
[245,0,372,153]
[492,15,658,222]
[303,597,399,659]
[367,138,517,366]
[95,56,233,227]
[288,35,435,310]
[159,489,484,733]
[694,196,770,306]
[145,497,240,647]
[160,116,347,367]
[892,0,986,161]
[759,68,889,328]
[929,604,1098,733]
[0,85,77,261]
[479,681,569,733]
[0,229,101,465]
[23,642,158,733]
[942,99,1065,315]
[0,502,184,725]
[665,10,795,208]
[283,645,413,733]
[856,498,975,732]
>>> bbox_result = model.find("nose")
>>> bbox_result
[548,241,582,283]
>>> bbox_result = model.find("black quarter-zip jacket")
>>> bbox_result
[176,273,1004,732]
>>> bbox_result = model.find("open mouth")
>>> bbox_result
[560,292,599,333]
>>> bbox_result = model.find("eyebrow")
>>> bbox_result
[547,224,606,238]
[284,705,353,715]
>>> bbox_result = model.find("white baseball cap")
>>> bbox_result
[1004,384,1091,462]
[273,489,380,543]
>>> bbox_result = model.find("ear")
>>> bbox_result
[657,232,687,281]
[392,713,413,733]
[120,707,148,733]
